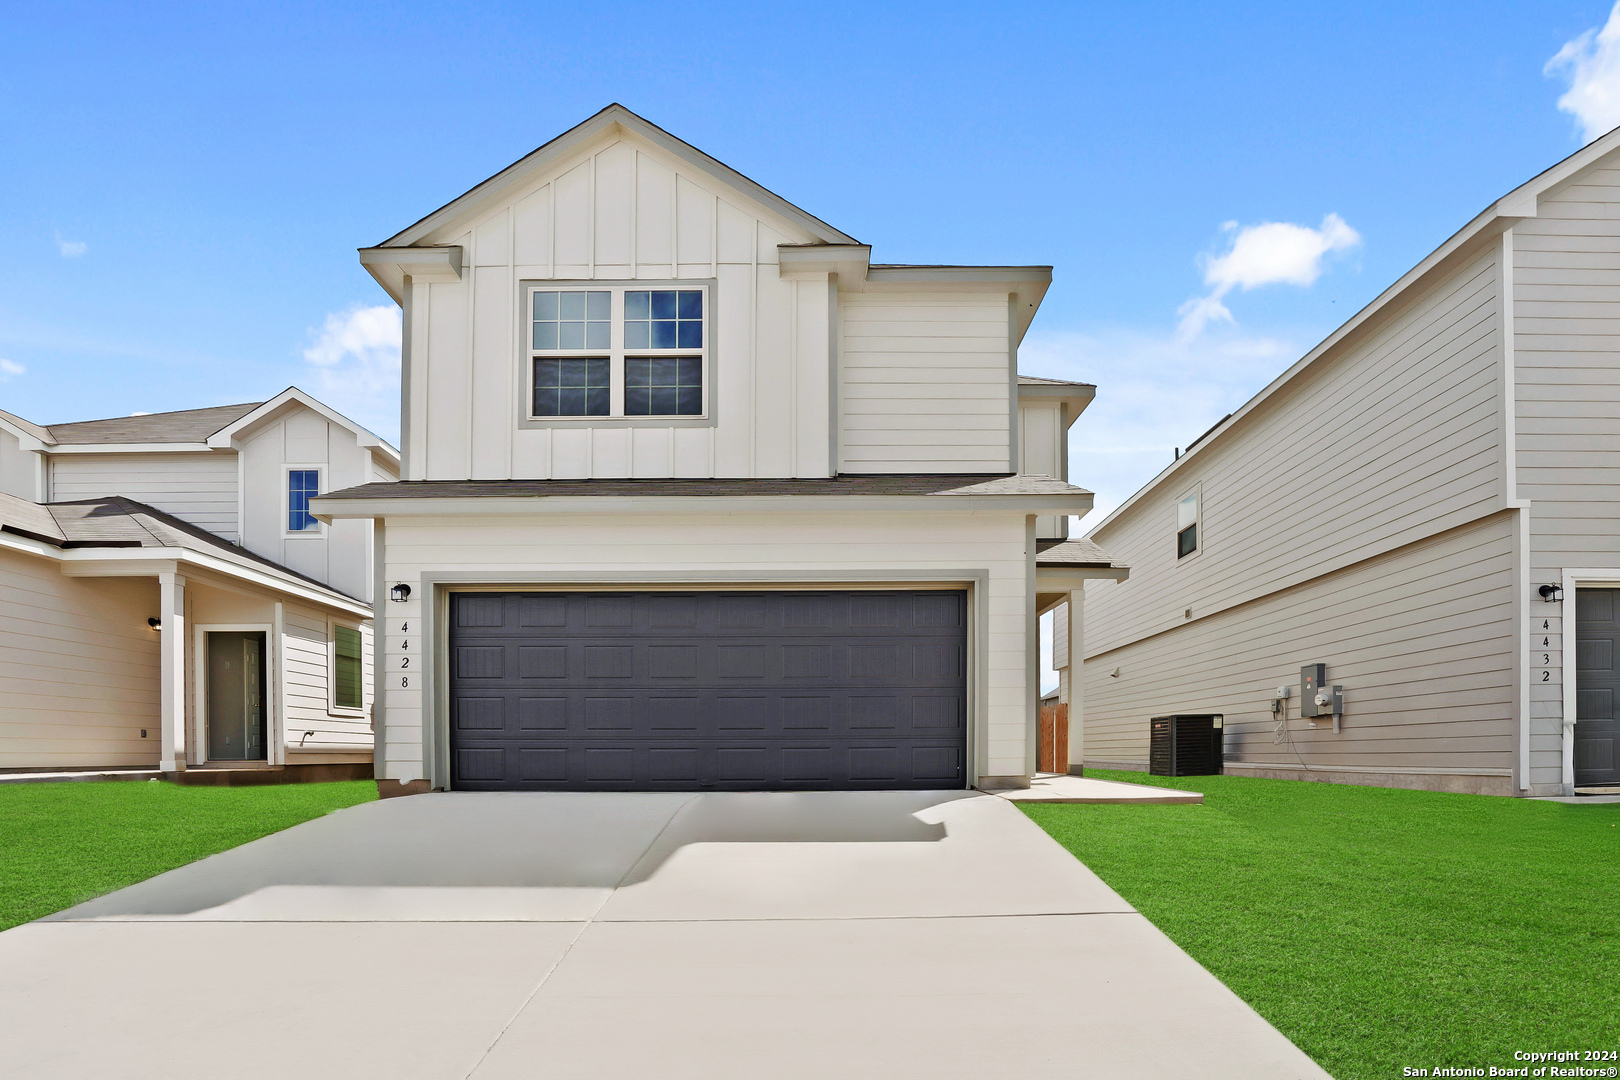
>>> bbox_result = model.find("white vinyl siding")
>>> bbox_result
[1019,401,1065,538]
[1512,149,1620,789]
[1083,513,1516,777]
[282,604,375,756]
[0,546,160,769]
[1087,246,1504,659]
[375,510,1031,785]
[48,453,239,542]
[840,294,1011,473]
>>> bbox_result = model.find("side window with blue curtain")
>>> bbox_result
[288,470,320,532]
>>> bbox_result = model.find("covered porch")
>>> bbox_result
[1034,537,1129,779]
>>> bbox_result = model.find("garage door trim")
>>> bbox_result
[408,572,989,791]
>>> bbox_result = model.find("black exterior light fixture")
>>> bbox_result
[147,617,161,630]
[1539,584,1564,603]
[389,583,412,603]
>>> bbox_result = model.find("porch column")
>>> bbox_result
[1066,588,1085,776]
[158,572,187,774]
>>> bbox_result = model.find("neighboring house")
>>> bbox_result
[314,103,1125,795]
[1058,127,1620,798]
[0,388,399,779]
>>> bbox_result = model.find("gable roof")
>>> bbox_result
[0,491,364,605]
[43,402,262,446]
[1087,121,1620,540]
[0,407,55,446]
[373,103,859,253]
[11,388,399,464]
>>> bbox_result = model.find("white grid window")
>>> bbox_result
[526,284,707,420]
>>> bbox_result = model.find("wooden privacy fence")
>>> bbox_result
[1037,702,1069,774]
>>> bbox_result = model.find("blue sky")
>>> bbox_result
[5,0,1620,529]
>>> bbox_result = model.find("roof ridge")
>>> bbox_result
[44,400,262,430]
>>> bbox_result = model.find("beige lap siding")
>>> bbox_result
[1512,152,1620,789]
[0,547,160,768]
[377,510,1032,785]
[1083,513,1516,776]
[1087,247,1504,659]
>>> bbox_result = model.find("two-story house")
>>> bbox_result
[1061,124,1620,798]
[0,388,398,780]
[313,105,1125,796]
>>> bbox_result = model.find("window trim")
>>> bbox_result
[515,278,720,430]
[283,465,326,538]
[327,617,366,717]
[1175,484,1202,562]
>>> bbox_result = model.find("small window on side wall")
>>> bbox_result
[1177,491,1199,559]
[289,470,320,532]
[333,625,362,711]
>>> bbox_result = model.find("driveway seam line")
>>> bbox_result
[456,793,702,1080]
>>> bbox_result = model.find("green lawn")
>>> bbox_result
[0,779,375,931]
[1021,770,1620,1080]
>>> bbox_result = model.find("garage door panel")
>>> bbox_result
[448,591,968,791]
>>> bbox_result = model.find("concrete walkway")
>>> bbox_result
[993,772,1204,804]
[0,791,1328,1079]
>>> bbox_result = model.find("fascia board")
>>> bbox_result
[1086,125,1620,543]
[0,410,53,449]
[1036,567,1131,588]
[56,545,372,616]
[777,244,872,281]
[208,387,400,461]
[311,492,1095,520]
[357,246,463,306]
[46,442,215,455]
[376,104,858,251]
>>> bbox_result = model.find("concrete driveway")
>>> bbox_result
[0,791,1329,1079]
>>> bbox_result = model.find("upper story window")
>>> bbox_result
[288,469,320,532]
[527,284,707,421]
[1176,490,1199,559]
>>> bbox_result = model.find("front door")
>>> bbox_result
[208,631,267,761]
[1575,589,1620,787]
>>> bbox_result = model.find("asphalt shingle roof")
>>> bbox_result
[43,402,262,445]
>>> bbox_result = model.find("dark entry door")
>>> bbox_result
[1575,589,1620,787]
[447,590,968,792]
[208,631,267,761]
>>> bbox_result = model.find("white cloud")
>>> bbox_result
[1548,3,1620,143]
[0,359,24,380]
[301,304,402,443]
[1177,214,1359,339]
[54,232,86,258]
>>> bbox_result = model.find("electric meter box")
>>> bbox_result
[1301,664,1327,719]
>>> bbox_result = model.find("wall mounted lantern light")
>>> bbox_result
[389,583,412,603]
[1538,584,1564,603]
[147,617,161,630]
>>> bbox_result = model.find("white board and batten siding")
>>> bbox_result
[408,131,838,483]
[239,409,388,603]
[49,453,239,542]
[840,295,1012,474]
[0,546,160,768]
[1512,150,1620,789]
[375,511,1031,784]
[1084,244,1515,784]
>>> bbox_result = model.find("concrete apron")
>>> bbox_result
[0,792,1329,1080]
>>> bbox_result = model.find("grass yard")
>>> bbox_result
[0,779,375,932]
[1022,770,1620,1080]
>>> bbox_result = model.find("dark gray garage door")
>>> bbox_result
[1576,587,1620,787]
[447,590,967,791]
